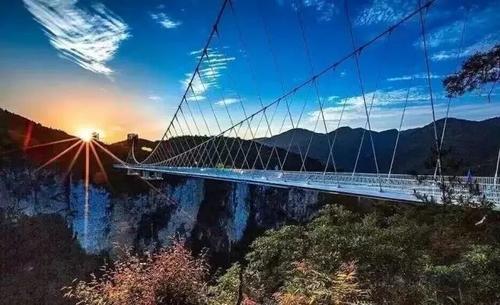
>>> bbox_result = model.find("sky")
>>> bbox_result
[0,0,498,143]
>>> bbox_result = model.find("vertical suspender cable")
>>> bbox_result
[229,0,283,170]
[487,80,497,103]
[139,0,229,165]
[418,0,443,180]
[494,147,500,187]
[295,5,333,173]
[323,97,348,187]
[345,0,382,191]
[156,0,436,172]
[351,34,392,177]
[388,77,414,177]
[434,8,468,177]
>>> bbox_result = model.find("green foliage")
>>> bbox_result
[443,44,499,98]
[222,204,500,305]
[425,245,500,304]
[244,225,308,295]
[209,263,242,305]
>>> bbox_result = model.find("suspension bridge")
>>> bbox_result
[115,0,500,205]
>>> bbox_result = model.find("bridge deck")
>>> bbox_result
[115,165,500,206]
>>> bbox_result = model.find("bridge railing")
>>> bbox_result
[116,164,500,206]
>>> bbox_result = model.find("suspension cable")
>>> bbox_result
[229,0,283,170]
[140,0,229,165]
[156,0,437,167]
[203,50,238,168]
[323,97,348,180]
[295,4,333,173]
[196,65,236,167]
[188,85,223,166]
[257,0,302,169]
[495,147,500,187]
[351,90,375,176]
[388,77,415,177]
[434,7,469,177]
[418,0,443,180]
[345,0,382,191]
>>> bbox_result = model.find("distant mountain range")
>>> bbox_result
[0,108,322,175]
[258,117,500,176]
[1,108,499,176]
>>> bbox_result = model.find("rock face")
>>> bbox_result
[0,169,322,262]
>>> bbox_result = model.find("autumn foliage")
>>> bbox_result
[63,240,209,305]
[274,261,368,305]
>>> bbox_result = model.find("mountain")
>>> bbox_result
[0,108,75,166]
[0,109,323,185]
[2,108,498,176]
[258,117,500,176]
[0,108,71,147]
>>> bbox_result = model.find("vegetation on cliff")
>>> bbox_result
[58,203,500,305]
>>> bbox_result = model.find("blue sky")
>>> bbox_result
[0,0,498,142]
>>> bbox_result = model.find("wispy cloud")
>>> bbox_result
[301,86,498,132]
[276,0,336,22]
[326,95,340,102]
[413,4,499,62]
[182,48,235,101]
[423,20,464,49]
[151,12,181,29]
[386,73,442,82]
[308,87,498,131]
[23,0,129,75]
[148,95,162,102]
[308,86,432,128]
[356,0,416,26]
[431,35,498,61]
[215,98,239,107]
[302,0,336,22]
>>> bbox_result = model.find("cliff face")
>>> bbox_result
[0,169,321,262]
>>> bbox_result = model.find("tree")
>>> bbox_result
[443,45,499,99]
[219,204,500,305]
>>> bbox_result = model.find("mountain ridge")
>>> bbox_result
[2,107,499,176]
[258,117,500,175]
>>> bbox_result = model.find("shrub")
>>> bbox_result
[228,204,500,305]
[64,240,209,305]
[275,260,369,305]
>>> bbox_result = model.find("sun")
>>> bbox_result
[77,128,98,142]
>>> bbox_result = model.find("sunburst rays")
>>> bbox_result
[2,134,184,248]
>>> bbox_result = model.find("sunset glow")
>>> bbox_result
[77,129,95,143]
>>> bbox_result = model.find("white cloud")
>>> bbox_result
[431,35,498,61]
[412,4,499,62]
[326,95,340,101]
[151,12,181,29]
[387,73,442,82]
[302,0,336,22]
[214,98,240,107]
[181,48,235,101]
[23,0,129,75]
[424,20,464,49]
[276,0,336,22]
[308,90,499,131]
[148,95,162,102]
[307,86,433,128]
[356,0,416,26]
[304,85,500,132]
